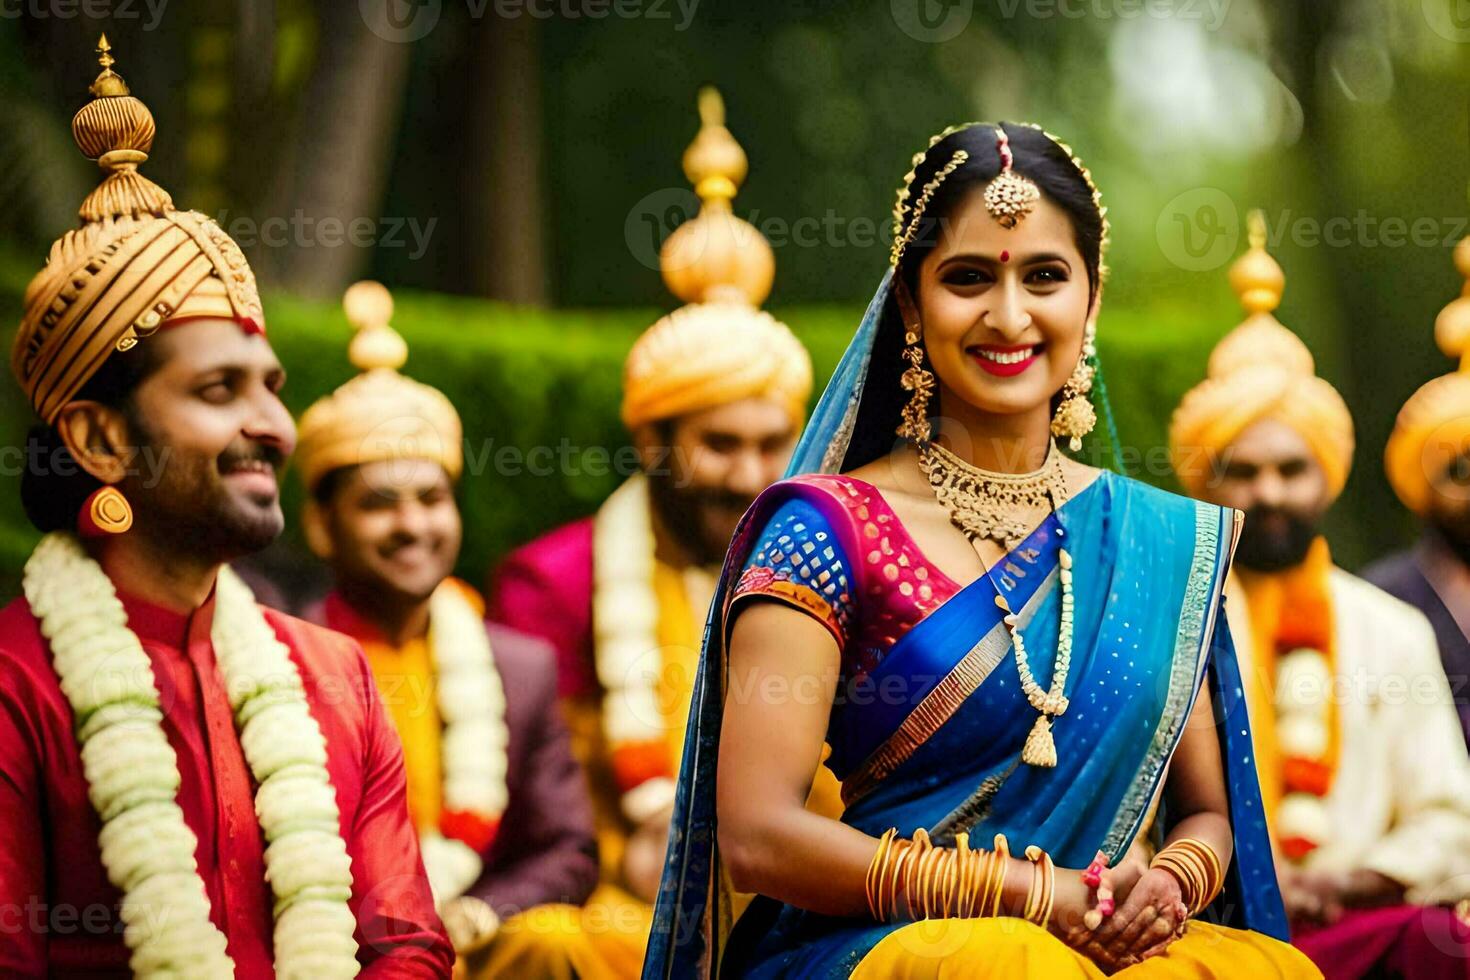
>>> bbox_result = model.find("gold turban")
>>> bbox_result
[296,281,463,493]
[11,36,264,425]
[1169,212,1355,501]
[620,88,812,430]
[1385,236,1470,515]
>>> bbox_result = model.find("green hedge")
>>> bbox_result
[0,274,1228,600]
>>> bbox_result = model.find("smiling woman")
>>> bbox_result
[642,124,1319,979]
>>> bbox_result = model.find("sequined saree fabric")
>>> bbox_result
[642,269,1296,979]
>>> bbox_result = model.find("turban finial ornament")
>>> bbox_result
[1208,209,1314,380]
[659,86,775,307]
[72,34,173,221]
[621,91,811,430]
[295,281,464,493]
[343,280,409,373]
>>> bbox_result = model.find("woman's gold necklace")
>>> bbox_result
[916,439,1074,767]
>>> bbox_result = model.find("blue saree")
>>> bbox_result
[642,269,1289,979]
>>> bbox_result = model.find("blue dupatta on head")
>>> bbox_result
[642,270,1286,979]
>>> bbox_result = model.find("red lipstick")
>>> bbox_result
[969,343,1040,377]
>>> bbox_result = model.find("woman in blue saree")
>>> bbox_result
[644,123,1316,978]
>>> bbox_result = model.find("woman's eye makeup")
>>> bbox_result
[1026,265,1070,285]
[941,266,992,286]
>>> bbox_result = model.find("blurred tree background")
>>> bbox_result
[3,0,1470,594]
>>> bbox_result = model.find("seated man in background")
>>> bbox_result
[1365,235,1470,749]
[1170,216,1470,978]
[488,90,834,966]
[297,281,603,977]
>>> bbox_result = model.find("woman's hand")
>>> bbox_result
[1048,866,1103,943]
[1084,867,1188,969]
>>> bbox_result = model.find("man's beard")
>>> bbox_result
[126,426,286,564]
[646,471,754,568]
[1234,505,1320,573]
[1429,507,1470,567]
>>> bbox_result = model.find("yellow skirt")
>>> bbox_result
[463,884,651,980]
[850,918,1320,979]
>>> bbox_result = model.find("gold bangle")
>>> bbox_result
[1024,845,1056,926]
[976,850,997,919]
[884,839,915,922]
[990,834,1011,917]
[954,834,976,918]
[938,847,960,919]
[910,830,934,915]
[865,828,898,921]
[1152,839,1223,916]
[912,833,938,919]
[1151,853,1197,910]
[1174,839,1223,909]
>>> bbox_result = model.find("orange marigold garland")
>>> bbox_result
[1270,562,1339,863]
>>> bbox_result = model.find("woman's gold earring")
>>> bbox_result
[893,281,935,445]
[1051,329,1097,453]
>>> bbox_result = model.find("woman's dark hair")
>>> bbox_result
[20,341,160,533]
[840,123,1107,472]
[895,122,1105,299]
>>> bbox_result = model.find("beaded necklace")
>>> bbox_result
[917,439,1074,767]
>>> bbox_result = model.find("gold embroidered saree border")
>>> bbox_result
[839,568,1057,806]
[1101,502,1236,856]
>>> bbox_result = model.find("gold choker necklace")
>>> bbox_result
[916,440,1069,550]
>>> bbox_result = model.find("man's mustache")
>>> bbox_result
[217,441,286,473]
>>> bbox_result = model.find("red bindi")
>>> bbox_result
[1000,250,1010,263]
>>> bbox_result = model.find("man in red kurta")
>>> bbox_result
[0,41,451,976]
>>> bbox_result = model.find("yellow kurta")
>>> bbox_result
[361,633,442,833]
[345,586,629,979]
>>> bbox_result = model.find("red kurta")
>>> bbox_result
[0,587,454,978]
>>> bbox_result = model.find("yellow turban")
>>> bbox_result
[1385,237,1470,515]
[11,37,264,425]
[296,281,462,493]
[619,88,812,430]
[1169,212,1354,501]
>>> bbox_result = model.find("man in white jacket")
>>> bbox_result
[1170,219,1470,977]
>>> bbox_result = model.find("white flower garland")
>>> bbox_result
[591,474,679,823]
[417,582,510,903]
[1273,646,1334,858]
[22,532,360,979]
